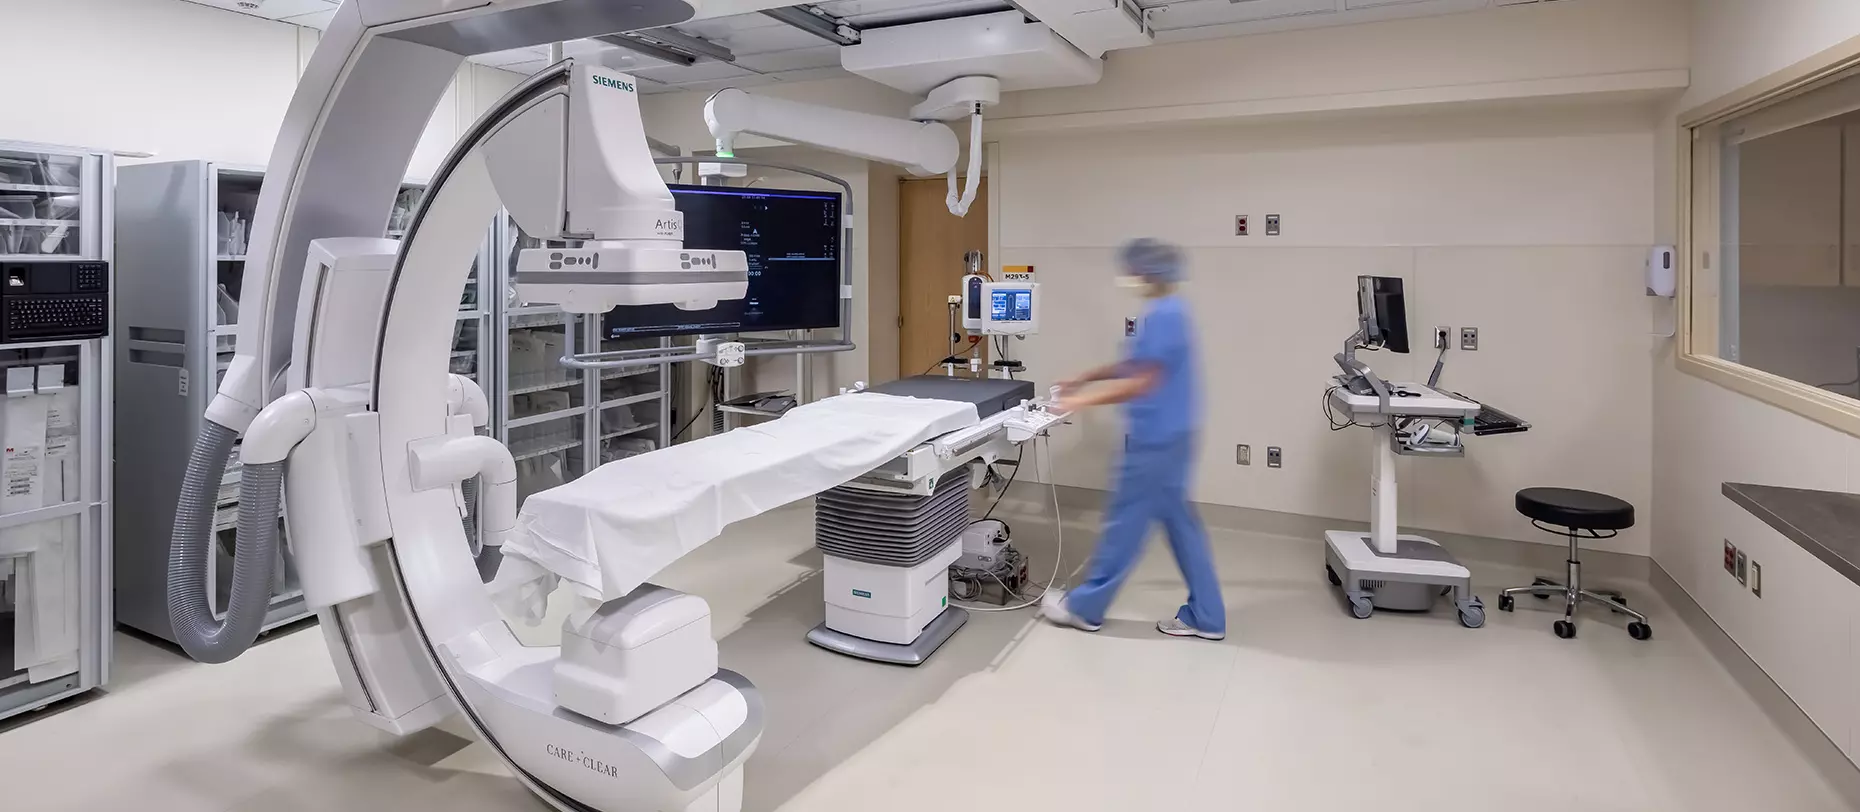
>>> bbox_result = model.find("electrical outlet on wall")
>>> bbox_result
[1266,446,1283,468]
[1235,215,1249,236]
[1236,444,1251,465]
[1750,560,1763,597]
[1735,549,1748,585]
[1723,540,1737,575]
[1460,327,1480,351]
[1434,327,1451,350]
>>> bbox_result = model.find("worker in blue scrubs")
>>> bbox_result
[1041,238,1226,640]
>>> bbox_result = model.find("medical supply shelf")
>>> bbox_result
[495,215,671,504]
[0,140,114,723]
[112,162,490,646]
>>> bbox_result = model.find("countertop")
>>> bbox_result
[1723,482,1860,586]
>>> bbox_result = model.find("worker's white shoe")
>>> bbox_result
[1039,590,1101,632]
[1156,616,1224,641]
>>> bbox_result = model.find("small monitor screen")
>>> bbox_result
[990,289,1033,322]
[601,184,842,339]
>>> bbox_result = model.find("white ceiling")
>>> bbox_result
[175,0,1553,94]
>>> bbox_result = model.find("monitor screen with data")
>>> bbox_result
[989,289,1034,322]
[601,184,842,339]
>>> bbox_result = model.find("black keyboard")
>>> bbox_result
[1451,393,1531,436]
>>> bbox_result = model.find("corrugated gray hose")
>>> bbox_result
[167,421,283,664]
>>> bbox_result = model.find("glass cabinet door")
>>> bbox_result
[0,147,90,259]
[0,344,94,694]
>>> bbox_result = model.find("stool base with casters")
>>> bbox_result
[1494,488,1651,641]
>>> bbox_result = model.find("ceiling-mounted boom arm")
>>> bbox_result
[703,88,960,177]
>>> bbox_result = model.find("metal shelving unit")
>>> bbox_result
[0,141,114,722]
[113,163,490,646]
[495,216,670,503]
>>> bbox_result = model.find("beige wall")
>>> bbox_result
[999,105,1661,553]
[1653,0,1860,772]
[0,0,519,180]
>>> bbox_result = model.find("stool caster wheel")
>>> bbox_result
[1348,595,1374,619]
[1628,622,1652,641]
[1497,595,1515,612]
[1326,565,1342,587]
[1554,620,1576,639]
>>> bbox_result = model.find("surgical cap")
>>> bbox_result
[1118,237,1184,283]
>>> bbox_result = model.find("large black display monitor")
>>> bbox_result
[1356,275,1410,354]
[601,184,842,339]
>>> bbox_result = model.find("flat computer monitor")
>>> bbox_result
[1357,275,1410,354]
[601,184,842,339]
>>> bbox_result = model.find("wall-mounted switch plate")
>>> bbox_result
[1460,327,1480,351]
[1265,214,1282,236]
[1750,560,1762,597]
[1237,444,1251,465]
[1266,446,1283,468]
[1734,549,1748,585]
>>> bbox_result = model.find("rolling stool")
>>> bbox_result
[1495,488,1651,641]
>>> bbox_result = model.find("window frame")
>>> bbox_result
[1679,34,1860,436]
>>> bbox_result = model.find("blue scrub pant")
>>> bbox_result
[1064,435,1226,633]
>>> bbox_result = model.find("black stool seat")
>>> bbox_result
[1516,487,1636,531]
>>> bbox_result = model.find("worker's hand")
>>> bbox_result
[1054,392,1090,414]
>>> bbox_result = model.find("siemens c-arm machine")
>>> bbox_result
[156,4,780,811]
[157,3,1024,811]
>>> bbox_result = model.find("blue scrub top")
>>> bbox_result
[1123,294,1200,445]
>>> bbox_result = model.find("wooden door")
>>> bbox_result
[899,176,989,376]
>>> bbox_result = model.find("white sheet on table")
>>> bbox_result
[492,393,979,617]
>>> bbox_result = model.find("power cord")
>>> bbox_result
[1324,385,1388,431]
[979,445,1025,522]
[671,366,726,442]
[953,433,1065,613]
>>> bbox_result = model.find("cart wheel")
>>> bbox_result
[1554,620,1576,639]
[1628,622,1652,641]
[1326,565,1342,587]
[1348,595,1374,619]
[1459,604,1486,629]
[1497,595,1515,612]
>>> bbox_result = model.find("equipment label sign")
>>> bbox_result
[853,589,872,599]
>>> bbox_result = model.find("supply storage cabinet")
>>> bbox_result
[112,161,489,645]
[0,140,113,722]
